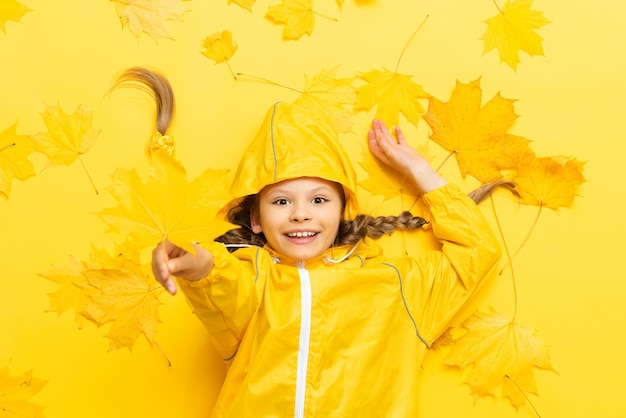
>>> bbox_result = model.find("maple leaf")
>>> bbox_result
[40,255,94,328]
[356,68,428,128]
[81,247,165,351]
[481,0,550,70]
[0,367,46,417]
[0,122,36,198]
[32,102,100,192]
[266,0,321,40]
[32,102,100,166]
[513,155,586,210]
[0,0,31,33]
[201,30,238,79]
[443,309,554,409]
[358,138,432,203]
[292,67,356,134]
[112,0,186,41]
[97,151,233,254]
[201,30,237,64]
[228,0,255,11]
[422,78,534,183]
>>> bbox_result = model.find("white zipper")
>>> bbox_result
[294,261,312,418]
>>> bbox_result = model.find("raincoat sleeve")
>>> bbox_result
[177,242,260,360]
[405,183,501,344]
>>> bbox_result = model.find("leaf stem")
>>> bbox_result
[226,61,237,80]
[235,73,301,93]
[490,195,518,319]
[0,142,16,153]
[436,150,456,172]
[504,375,542,417]
[313,10,338,22]
[154,340,172,367]
[78,155,99,195]
[491,0,503,14]
[499,204,543,277]
[395,14,429,73]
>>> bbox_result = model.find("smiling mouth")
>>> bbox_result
[286,231,318,238]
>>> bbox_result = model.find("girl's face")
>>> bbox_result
[251,177,343,262]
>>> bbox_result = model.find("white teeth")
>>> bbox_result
[287,231,316,238]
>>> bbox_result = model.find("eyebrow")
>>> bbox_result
[264,185,336,197]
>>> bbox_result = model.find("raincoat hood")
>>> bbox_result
[221,102,359,218]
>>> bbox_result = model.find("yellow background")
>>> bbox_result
[1,0,624,417]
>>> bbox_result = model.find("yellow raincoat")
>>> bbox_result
[179,103,501,417]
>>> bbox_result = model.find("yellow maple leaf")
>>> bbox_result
[266,0,316,40]
[112,0,186,41]
[32,102,100,192]
[201,30,237,64]
[81,247,165,351]
[481,0,550,70]
[422,78,534,183]
[97,151,233,254]
[443,309,555,409]
[0,0,31,33]
[356,68,428,128]
[201,30,238,79]
[32,102,100,167]
[292,66,356,134]
[514,155,586,210]
[0,367,46,417]
[0,122,36,198]
[40,254,94,328]
[358,139,432,203]
[228,0,255,11]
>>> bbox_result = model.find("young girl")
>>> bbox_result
[127,68,503,417]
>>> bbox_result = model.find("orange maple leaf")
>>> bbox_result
[514,155,586,210]
[482,0,550,70]
[422,78,534,183]
[97,151,233,254]
[0,0,31,33]
[292,66,356,134]
[228,0,255,11]
[0,122,36,198]
[443,309,555,409]
[266,0,334,40]
[0,367,46,417]
[81,247,165,351]
[112,0,186,41]
[356,68,428,128]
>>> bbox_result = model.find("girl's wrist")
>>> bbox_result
[409,164,447,193]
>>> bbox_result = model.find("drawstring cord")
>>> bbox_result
[323,243,359,264]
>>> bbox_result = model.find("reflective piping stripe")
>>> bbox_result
[270,102,279,181]
[294,261,312,418]
[381,262,430,349]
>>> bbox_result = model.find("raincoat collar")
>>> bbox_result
[262,239,382,268]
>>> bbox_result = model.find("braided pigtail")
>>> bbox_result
[336,212,428,246]
[336,180,517,246]
[111,67,176,154]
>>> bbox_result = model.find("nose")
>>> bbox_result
[290,203,311,223]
